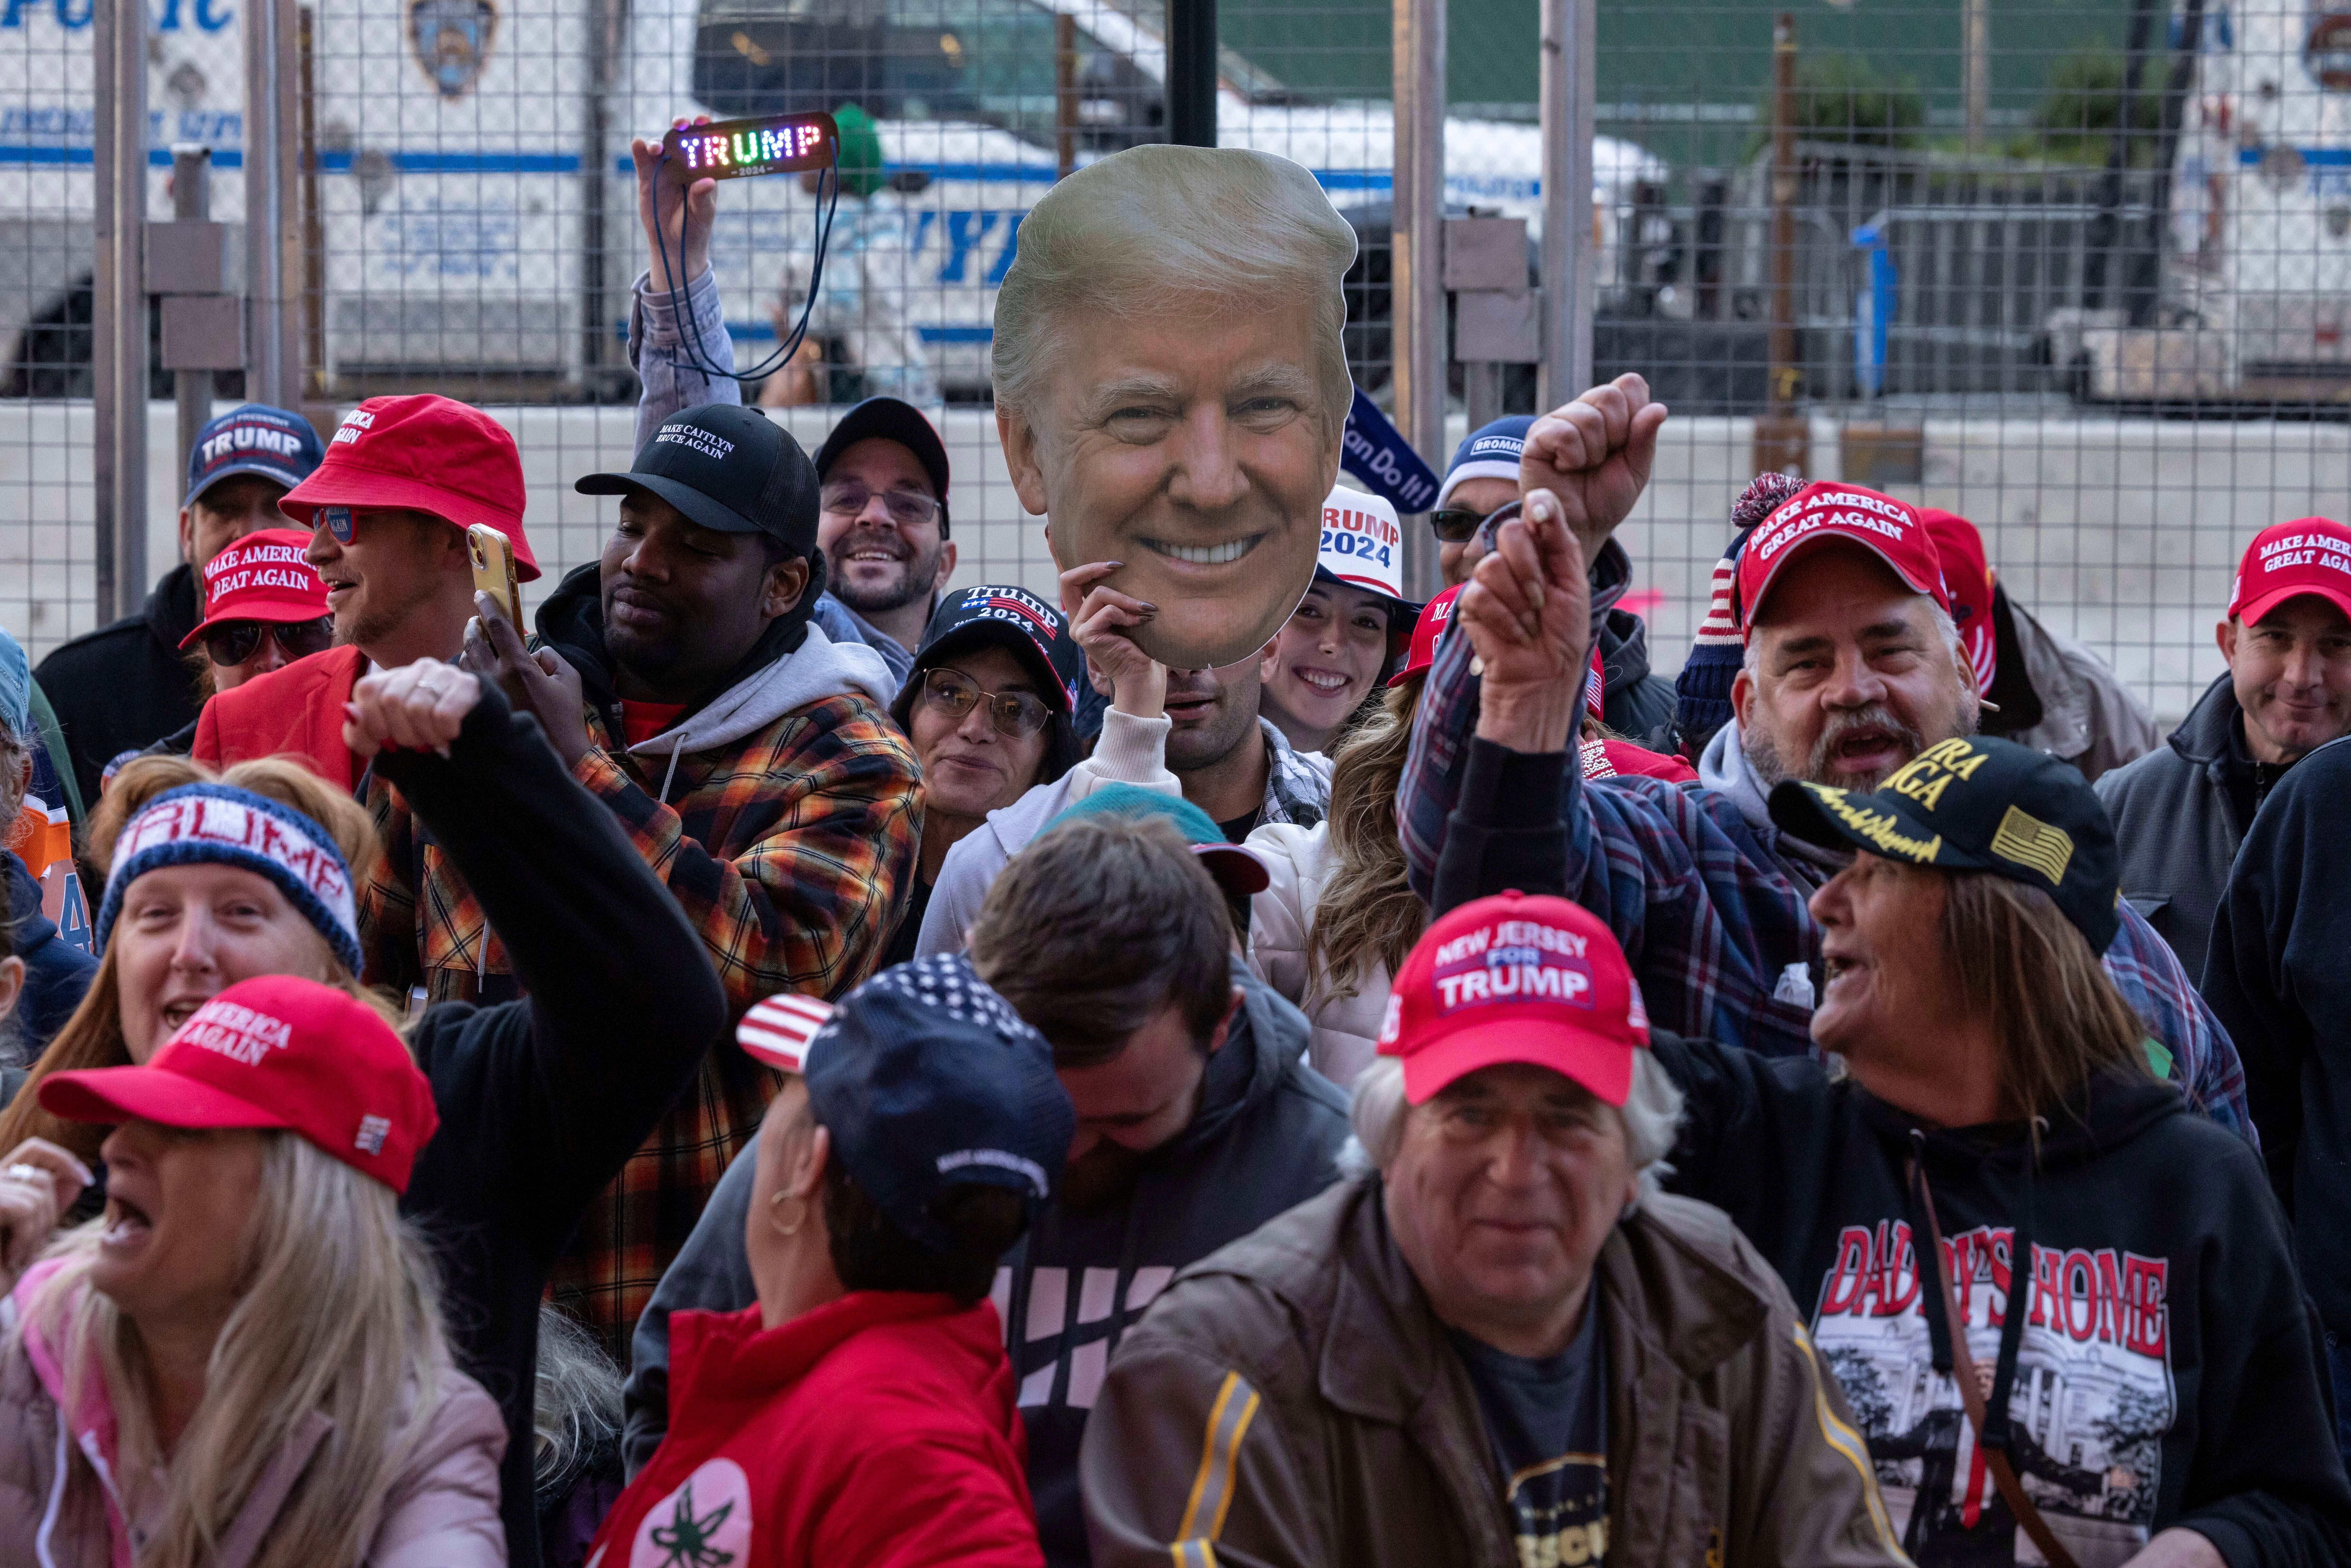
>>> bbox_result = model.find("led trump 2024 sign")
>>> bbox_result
[661,113,839,182]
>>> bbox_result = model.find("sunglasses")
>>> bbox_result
[820,485,940,531]
[920,667,1052,739]
[202,616,336,669]
[1428,506,1495,543]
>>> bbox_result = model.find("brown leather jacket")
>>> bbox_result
[1081,1175,1910,1568]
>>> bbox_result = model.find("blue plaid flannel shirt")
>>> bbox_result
[1398,564,2253,1140]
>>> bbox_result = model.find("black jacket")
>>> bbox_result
[3,851,93,1052]
[2203,734,2351,1354]
[1594,603,1677,750]
[2097,673,2292,979]
[618,962,1350,1568]
[378,684,728,1567]
[1438,737,2351,1568]
[33,565,205,806]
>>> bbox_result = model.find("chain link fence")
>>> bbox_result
[7,0,2351,723]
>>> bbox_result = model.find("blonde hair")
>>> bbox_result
[989,144,1356,437]
[16,1132,451,1568]
[1306,678,1426,1010]
[0,753,393,1163]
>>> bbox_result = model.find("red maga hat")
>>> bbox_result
[1919,508,1998,694]
[281,395,540,580]
[2228,518,2351,626]
[1378,890,1650,1106]
[39,975,440,1195]
[1733,481,1947,637]
[177,528,331,651]
[1389,584,1463,688]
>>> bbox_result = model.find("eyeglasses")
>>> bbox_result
[920,668,1053,739]
[202,616,335,669]
[821,484,940,531]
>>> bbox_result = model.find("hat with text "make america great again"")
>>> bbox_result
[2227,517,2351,627]
[38,975,440,1195]
[1767,734,2122,954]
[281,395,541,580]
[1732,480,1949,637]
[1378,890,1651,1107]
[178,528,332,650]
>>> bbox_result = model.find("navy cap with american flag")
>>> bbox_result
[736,992,835,1074]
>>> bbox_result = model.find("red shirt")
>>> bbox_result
[620,699,689,751]
[590,1293,1043,1568]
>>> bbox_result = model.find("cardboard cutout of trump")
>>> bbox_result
[992,145,1357,670]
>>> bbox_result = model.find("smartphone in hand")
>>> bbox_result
[467,524,523,629]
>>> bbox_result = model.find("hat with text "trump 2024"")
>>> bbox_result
[2227,517,2351,626]
[577,402,821,556]
[1766,734,2122,954]
[178,529,332,650]
[799,954,1074,1254]
[1378,890,1651,1107]
[1732,481,1949,637]
[38,975,440,1195]
[182,403,324,511]
[907,585,1086,716]
[280,395,541,580]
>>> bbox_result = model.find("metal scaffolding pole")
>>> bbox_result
[1168,0,1218,148]
[1392,0,1445,600]
[1538,0,1595,407]
[93,0,148,623]
[245,0,304,407]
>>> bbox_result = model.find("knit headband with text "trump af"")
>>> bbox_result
[95,784,363,974]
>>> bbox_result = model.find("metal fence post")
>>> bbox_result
[92,0,148,624]
[1168,0,1218,148]
[170,149,216,477]
[246,0,305,408]
[1393,0,1445,600]
[1538,0,1594,407]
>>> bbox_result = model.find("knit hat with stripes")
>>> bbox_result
[1673,472,1806,754]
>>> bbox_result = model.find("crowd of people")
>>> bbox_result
[0,134,2346,1568]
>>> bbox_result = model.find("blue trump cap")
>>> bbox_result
[183,404,325,511]
[801,953,1074,1253]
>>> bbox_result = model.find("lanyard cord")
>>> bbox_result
[654,154,842,386]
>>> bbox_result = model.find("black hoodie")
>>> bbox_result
[33,564,203,806]
[1593,603,1677,751]
[1438,738,2351,1568]
[618,963,1349,1568]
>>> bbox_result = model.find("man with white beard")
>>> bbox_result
[1396,378,2250,1134]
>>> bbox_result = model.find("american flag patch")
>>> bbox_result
[1584,650,1606,722]
[735,992,835,1073]
[1989,805,2073,887]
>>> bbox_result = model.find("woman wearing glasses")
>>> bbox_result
[122,530,336,777]
[882,584,1089,966]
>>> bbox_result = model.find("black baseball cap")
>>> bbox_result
[1767,736,2122,953]
[814,397,952,537]
[575,403,820,553]
[900,584,1086,717]
[801,953,1074,1253]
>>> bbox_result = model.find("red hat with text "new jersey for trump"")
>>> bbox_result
[38,976,439,1195]
[280,395,540,580]
[2228,518,2351,627]
[1378,891,1650,1106]
[1733,481,1948,638]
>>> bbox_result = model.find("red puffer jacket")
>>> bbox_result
[589,1293,1043,1568]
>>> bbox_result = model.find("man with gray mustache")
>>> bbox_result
[1397,385,2249,1132]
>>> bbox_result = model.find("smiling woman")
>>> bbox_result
[993,144,1357,670]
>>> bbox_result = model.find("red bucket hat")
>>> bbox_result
[39,975,440,1195]
[280,395,540,580]
[2228,517,2351,626]
[177,528,332,651]
[1378,890,1650,1106]
[1733,481,1948,637]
